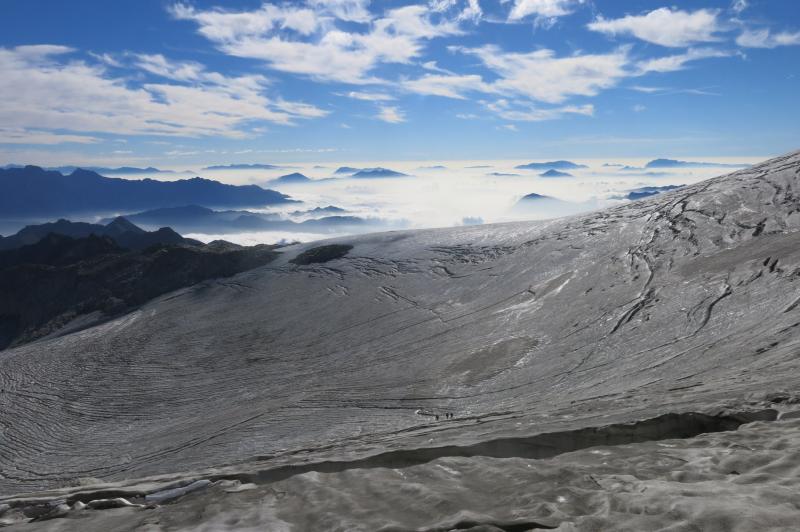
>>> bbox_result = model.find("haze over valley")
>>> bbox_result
[1,157,753,246]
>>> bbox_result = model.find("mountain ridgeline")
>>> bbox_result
[0,217,280,349]
[0,217,200,251]
[0,166,294,217]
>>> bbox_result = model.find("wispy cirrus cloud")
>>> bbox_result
[731,0,748,14]
[309,0,372,23]
[402,45,627,121]
[458,45,630,104]
[0,45,327,146]
[376,106,406,123]
[430,0,483,22]
[736,28,800,48]
[402,73,493,99]
[169,1,751,127]
[630,85,721,96]
[403,40,732,121]
[485,99,593,121]
[636,47,731,74]
[170,2,465,84]
[340,90,395,101]
[0,128,101,145]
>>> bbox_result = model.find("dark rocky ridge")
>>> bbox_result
[289,244,353,265]
[1,151,800,528]
[0,217,200,251]
[0,230,279,350]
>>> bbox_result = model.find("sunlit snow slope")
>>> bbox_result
[1,150,800,498]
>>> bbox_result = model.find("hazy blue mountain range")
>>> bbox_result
[515,160,588,171]
[350,167,408,178]
[115,205,385,234]
[645,159,749,169]
[2,165,172,175]
[517,192,559,202]
[203,163,283,170]
[333,166,361,175]
[267,172,312,185]
[290,206,347,216]
[540,169,573,177]
[0,166,294,217]
[624,185,685,200]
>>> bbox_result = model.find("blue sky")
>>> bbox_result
[0,0,798,166]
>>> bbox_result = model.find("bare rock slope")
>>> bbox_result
[2,151,800,528]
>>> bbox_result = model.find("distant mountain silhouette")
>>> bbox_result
[487,172,520,177]
[104,216,145,237]
[0,166,294,217]
[267,172,312,185]
[624,185,684,200]
[68,166,169,175]
[203,163,282,170]
[512,192,594,218]
[119,205,384,234]
[334,166,361,175]
[645,159,748,169]
[0,217,200,251]
[350,167,408,178]
[333,166,409,178]
[518,192,558,202]
[300,216,370,229]
[516,160,587,171]
[290,206,347,216]
[540,169,573,177]
[3,165,171,175]
[117,205,270,233]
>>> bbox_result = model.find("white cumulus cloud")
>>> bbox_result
[507,0,581,20]
[588,8,723,48]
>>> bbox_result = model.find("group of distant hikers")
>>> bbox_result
[416,409,455,421]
